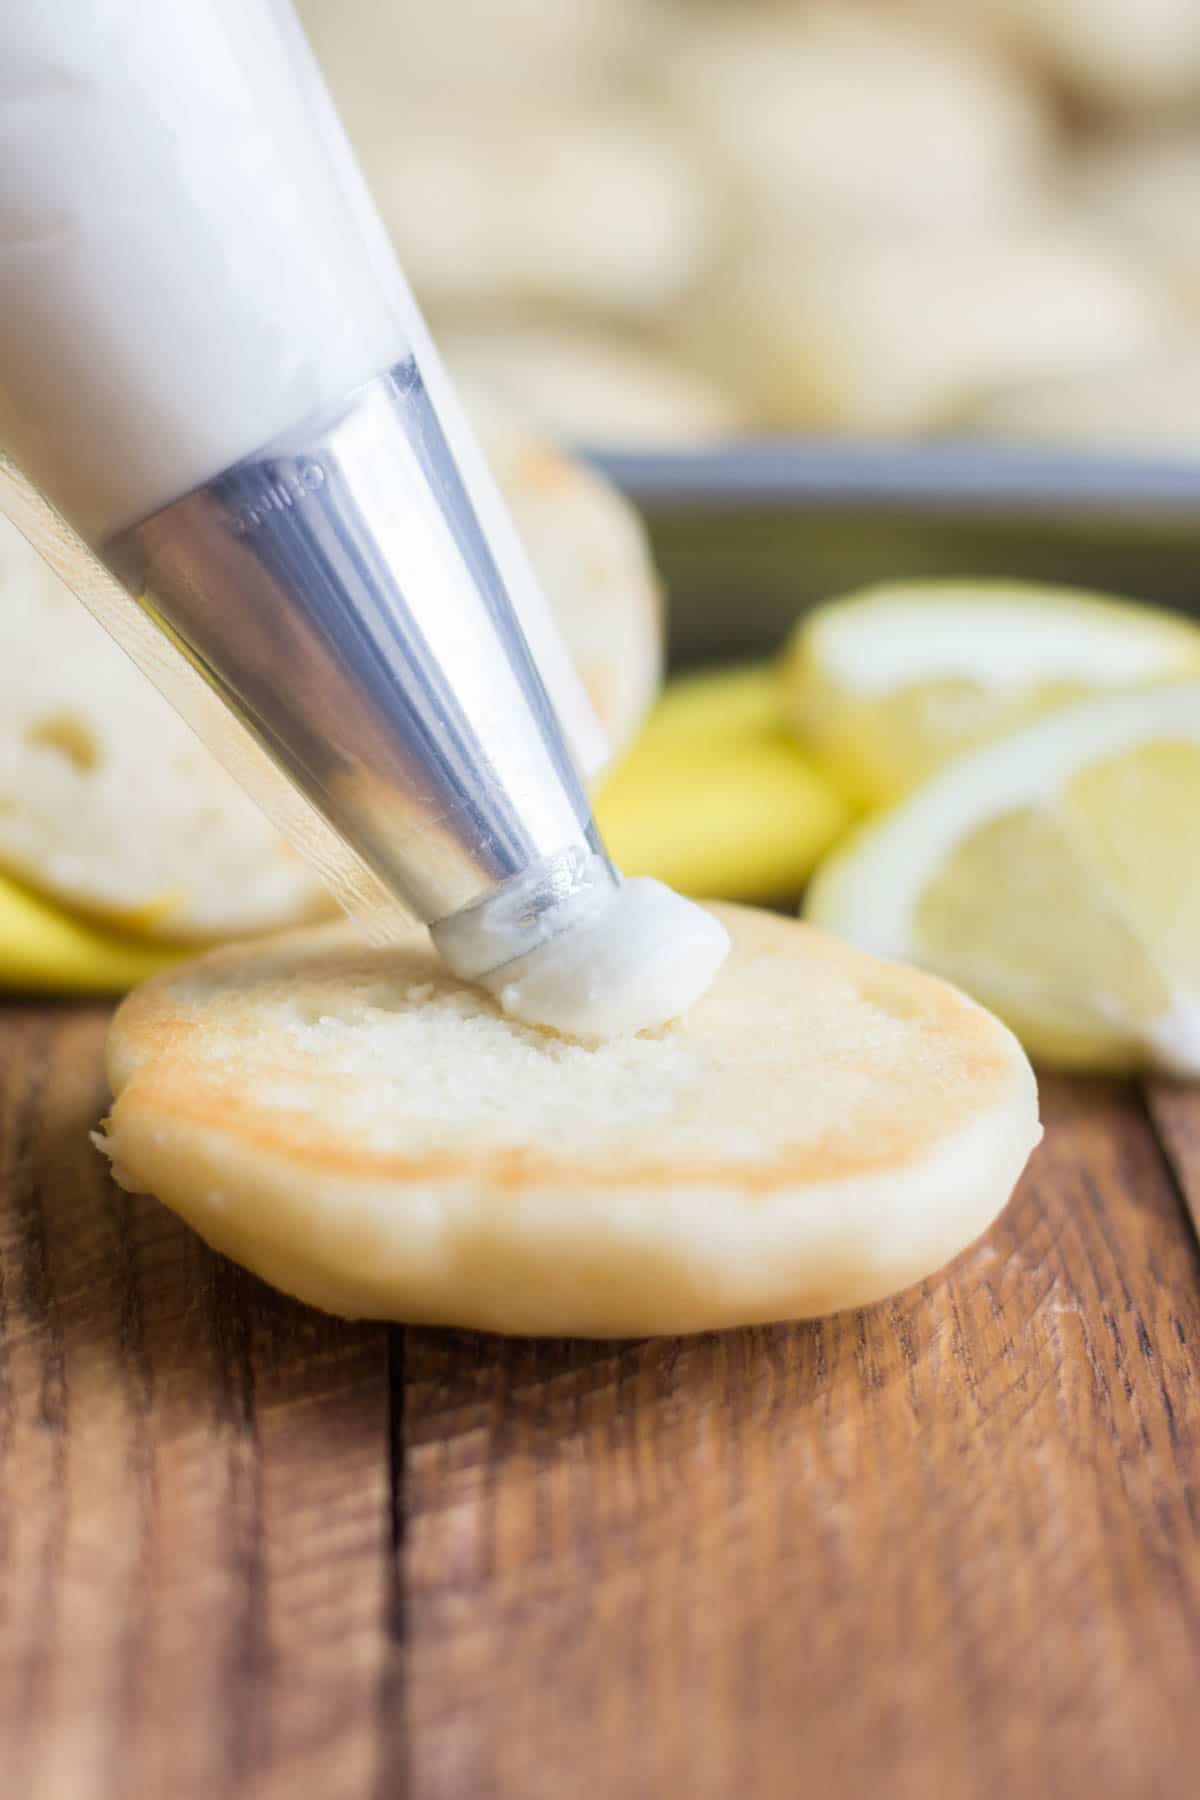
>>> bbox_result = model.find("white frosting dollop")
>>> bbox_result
[480,878,730,1040]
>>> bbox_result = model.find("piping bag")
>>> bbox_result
[0,0,728,1028]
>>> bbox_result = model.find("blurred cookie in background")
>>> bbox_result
[0,515,333,942]
[1067,129,1200,311]
[444,321,743,450]
[667,3,1053,243]
[332,96,720,321]
[295,0,1200,450]
[915,0,1200,118]
[297,0,655,104]
[472,400,665,758]
[298,0,718,323]
[960,344,1200,455]
[682,223,1178,433]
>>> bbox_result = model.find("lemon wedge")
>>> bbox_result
[786,581,1200,808]
[0,868,182,994]
[595,664,848,901]
[805,679,1200,1072]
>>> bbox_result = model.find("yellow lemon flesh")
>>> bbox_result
[786,580,1200,809]
[806,680,1200,1072]
[596,664,848,902]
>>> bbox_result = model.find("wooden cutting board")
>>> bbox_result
[2,1003,1200,1800]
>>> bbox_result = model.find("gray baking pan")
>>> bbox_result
[593,439,1200,665]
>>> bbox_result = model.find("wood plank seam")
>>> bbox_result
[374,1325,412,1800]
[1144,1084,1200,1263]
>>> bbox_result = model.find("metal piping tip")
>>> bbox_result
[103,357,617,977]
[429,840,620,982]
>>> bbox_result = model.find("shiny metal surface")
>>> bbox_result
[429,840,616,982]
[105,357,618,975]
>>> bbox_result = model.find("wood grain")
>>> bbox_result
[1147,1079,1200,1249]
[4,1007,1200,1800]
[402,1077,1200,1800]
[0,1009,404,1800]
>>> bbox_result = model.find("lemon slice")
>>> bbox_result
[805,679,1200,1072]
[595,664,848,901]
[0,869,182,994]
[786,581,1200,808]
